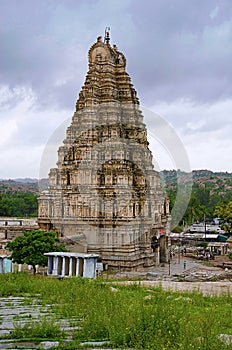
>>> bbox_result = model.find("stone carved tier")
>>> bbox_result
[38,36,171,269]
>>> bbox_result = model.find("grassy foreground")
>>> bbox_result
[0,273,231,349]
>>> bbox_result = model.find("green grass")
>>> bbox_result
[8,318,65,341]
[0,273,231,349]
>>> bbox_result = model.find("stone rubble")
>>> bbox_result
[0,296,80,349]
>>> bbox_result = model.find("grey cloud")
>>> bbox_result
[1,0,232,110]
[0,0,232,176]
[0,0,134,109]
[124,0,232,105]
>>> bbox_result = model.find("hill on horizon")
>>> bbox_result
[0,169,231,222]
[0,169,232,196]
[1,169,232,182]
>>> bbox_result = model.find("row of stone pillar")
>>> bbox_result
[45,253,98,278]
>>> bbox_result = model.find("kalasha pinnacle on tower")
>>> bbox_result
[38,30,171,269]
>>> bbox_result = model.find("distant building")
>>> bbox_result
[188,223,225,234]
[0,217,39,244]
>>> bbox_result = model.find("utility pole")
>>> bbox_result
[204,214,207,241]
[178,231,181,264]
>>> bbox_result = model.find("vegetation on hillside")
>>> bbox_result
[215,201,232,233]
[0,192,38,217]
[162,170,232,228]
[0,171,232,227]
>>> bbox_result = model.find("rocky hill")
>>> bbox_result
[0,179,49,194]
[0,171,231,221]
[161,169,232,197]
[1,171,232,197]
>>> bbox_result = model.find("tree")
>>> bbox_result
[0,192,38,217]
[214,201,232,233]
[6,230,67,274]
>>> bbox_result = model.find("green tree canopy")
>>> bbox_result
[214,201,232,233]
[6,230,67,274]
[0,192,38,217]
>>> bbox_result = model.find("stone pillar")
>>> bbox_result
[159,235,168,263]
[155,247,160,265]
[52,256,58,275]
[69,257,73,276]
[47,256,53,275]
[61,256,65,276]
[83,258,96,278]
[83,259,87,278]
[0,258,3,274]
[76,258,79,276]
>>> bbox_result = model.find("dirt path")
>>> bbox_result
[114,280,232,296]
[110,256,232,296]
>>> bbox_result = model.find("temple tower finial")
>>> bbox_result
[104,26,110,44]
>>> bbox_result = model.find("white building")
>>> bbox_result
[188,223,225,234]
[44,252,99,279]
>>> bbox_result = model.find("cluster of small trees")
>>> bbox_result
[167,183,232,229]
[6,230,67,274]
[0,192,38,217]
[214,201,232,233]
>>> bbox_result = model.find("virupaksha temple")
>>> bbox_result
[38,30,171,270]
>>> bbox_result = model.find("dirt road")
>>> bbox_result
[111,256,232,296]
[115,280,232,296]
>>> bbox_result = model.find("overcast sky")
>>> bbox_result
[0,0,232,178]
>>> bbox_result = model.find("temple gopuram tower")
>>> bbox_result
[38,32,171,269]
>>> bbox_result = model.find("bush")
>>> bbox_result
[8,319,65,340]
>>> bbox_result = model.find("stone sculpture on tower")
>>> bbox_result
[38,33,171,269]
